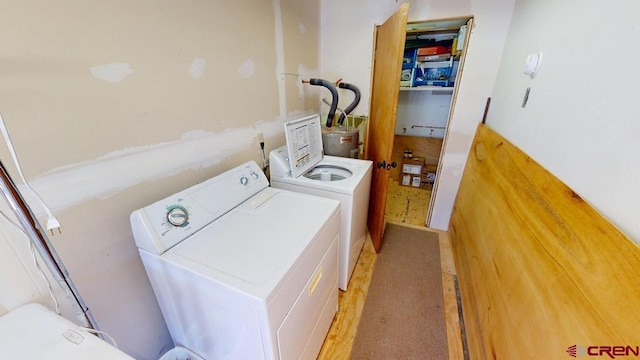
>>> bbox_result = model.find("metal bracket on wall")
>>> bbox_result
[482,97,491,124]
[522,87,531,108]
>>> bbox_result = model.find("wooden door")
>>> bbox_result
[365,4,408,253]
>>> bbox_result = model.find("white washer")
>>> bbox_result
[130,161,340,360]
[0,303,133,359]
[269,114,372,291]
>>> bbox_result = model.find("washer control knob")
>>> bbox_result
[167,206,189,227]
[250,171,259,179]
[240,175,249,186]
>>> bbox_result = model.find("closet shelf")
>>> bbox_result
[400,86,454,92]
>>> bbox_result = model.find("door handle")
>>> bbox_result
[377,160,396,170]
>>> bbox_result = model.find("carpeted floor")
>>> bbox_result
[350,223,447,360]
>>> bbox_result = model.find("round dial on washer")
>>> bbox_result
[167,205,189,227]
[240,175,249,186]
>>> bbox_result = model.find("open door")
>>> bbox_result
[425,16,474,227]
[365,4,409,253]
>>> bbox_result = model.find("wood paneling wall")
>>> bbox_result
[449,124,640,359]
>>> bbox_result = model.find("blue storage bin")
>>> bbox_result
[402,49,417,70]
[413,66,451,87]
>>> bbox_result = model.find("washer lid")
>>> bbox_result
[284,114,324,178]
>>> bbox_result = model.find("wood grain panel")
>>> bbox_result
[449,124,640,359]
[365,4,408,252]
[442,272,464,360]
[438,229,465,360]
[437,230,456,276]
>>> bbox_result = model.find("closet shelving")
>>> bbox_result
[400,21,466,91]
[399,86,454,92]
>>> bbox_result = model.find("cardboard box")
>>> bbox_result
[400,157,425,187]
[401,173,411,186]
[402,157,424,174]
[417,46,449,56]
[402,163,422,175]
[411,176,421,187]
[417,53,451,62]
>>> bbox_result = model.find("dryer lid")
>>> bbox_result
[283,114,324,178]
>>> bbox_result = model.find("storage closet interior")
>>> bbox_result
[385,17,471,226]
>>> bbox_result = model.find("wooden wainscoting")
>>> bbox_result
[450,124,640,359]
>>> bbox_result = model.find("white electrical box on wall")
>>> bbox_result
[523,52,543,78]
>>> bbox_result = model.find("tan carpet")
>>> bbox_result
[350,224,447,360]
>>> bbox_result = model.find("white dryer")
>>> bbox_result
[130,161,340,360]
[269,114,372,291]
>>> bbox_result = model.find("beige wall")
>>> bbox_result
[487,0,640,243]
[0,1,319,358]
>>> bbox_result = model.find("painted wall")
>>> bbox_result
[0,199,51,316]
[486,0,640,243]
[321,0,516,229]
[395,91,452,138]
[0,1,320,359]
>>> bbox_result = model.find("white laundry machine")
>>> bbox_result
[269,114,372,291]
[130,161,340,360]
[0,303,133,359]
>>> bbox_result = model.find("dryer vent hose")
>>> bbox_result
[309,78,338,128]
[337,82,361,126]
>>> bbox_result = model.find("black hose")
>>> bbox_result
[337,83,361,125]
[310,78,338,127]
